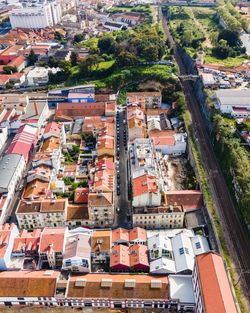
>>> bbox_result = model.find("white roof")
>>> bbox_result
[172,233,194,273]
[201,73,216,85]
[148,233,172,251]
[150,257,175,274]
[147,229,210,274]
[191,235,210,255]
[215,89,250,107]
[169,275,195,304]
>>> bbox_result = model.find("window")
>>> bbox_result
[179,248,184,255]
[195,242,201,249]
[185,247,189,254]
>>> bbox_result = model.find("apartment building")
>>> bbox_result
[0,154,25,224]
[88,192,114,227]
[66,274,169,309]
[39,227,67,269]
[91,230,111,268]
[16,199,68,229]
[133,206,185,229]
[129,138,158,178]
[10,1,62,29]
[62,227,92,273]
[12,229,41,258]
[192,252,237,313]
[132,174,161,207]
[127,92,162,109]
[0,224,19,270]
[110,244,149,272]
[0,270,60,306]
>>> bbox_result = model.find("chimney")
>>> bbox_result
[34,101,38,116]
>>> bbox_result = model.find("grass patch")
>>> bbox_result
[98,60,115,70]
[80,37,99,50]
[204,54,247,67]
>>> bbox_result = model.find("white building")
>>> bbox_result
[0,127,8,151]
[169,275,195,311]
[27,67,49,86]
[214,89,250,118]
[132,174,161,207]
[133,206,185,229]
[0,154,25,223]
[62,227,92,273]
[27,67,61,86]
[10,1,62,29]
[16,199,68,230]
[152,133,187,155]
[148,229,210,275]
[0,224,19,270]
[129,138,158,178]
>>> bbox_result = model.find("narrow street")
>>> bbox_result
[161,9,250,303]
[116,108,131,228]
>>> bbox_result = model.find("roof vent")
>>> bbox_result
[44,270,54,276]
[75,279,87,287]
[150,280,162,289]
[124,279,136,288]
[101,278,112,288]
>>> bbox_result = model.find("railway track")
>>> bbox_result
[161,10,250,301]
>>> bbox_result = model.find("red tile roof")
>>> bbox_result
[112,228,129,243]
[129,244,149,269]
[110,244,130,270]
[0,224,17,258]
[13,229,41,254]
[0,270,60,297]
[55,102,114,118]
[95,158,115,172]
[9,55,26,69]
[110,244,149,271]
[74,187,89,204]
[39,227,66,253]
[129,227,147,243]
[94,169,114,192]
[67,273,169,300]
[166,190,203,210]
[196,252,237,313]
[44,121,61,138]
[7,124,39,163]
[133,174,158,197]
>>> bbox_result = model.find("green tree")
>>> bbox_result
[48,56,59,68]
[55,31,65,43]
[98,36,117,55]
[218,29,241,47]
[3,65,17,74]
[60,60,71,74]
[27,49,38,66]
[74,33,84,43]
[116,51,139,67]
[70,51,79,66]
[142,45,159,62]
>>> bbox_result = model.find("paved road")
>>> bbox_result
[116,108,131,228]
[161,11,250,302]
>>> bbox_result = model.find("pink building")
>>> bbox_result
[7,124,39,164]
